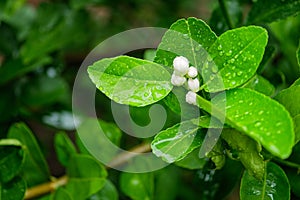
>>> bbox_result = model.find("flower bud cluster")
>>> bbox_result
[170,56,200,105]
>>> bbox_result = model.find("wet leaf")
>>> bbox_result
[248,0,300,24]
[151,120,205,163]
[285,168,300,198]
[202,26,268,92]
[88,56,172,107]
[154,17,217,69]
[196,88,294,159]
[120,172,154,200]
[240,162,290,200]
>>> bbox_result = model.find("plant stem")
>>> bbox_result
[272,157,300,169]
[24,142,151,199]
[218,0,234,29]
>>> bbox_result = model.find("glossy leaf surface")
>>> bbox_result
[88,56,172,107]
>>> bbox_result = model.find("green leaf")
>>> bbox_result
[297,40,300,67]
[196,88,294,159]
[88,56,172,107]
[285,168,300,198]
[175,148,206,169]
[52,187,73,200]
[240,162,290,200]
[0,57,51,85]
[291,77,300,87]
[67,154,107,178]
[294,114,300,144]
[7,123,50,187]
[275,85,300,117]
[248,0,300,24]
[54,132,77,167]
[242,75,275,96]
[222,129,265,179]
[154,17,217,69]
[0,139,24,183]
[88,180,118,200]
[151,120,205,163]
[257,45,276,73]
[65,178,106,200]
[65,155,107,200]
[202,26,268,92]
[76,119,122,156]
[143,49,156,62]
[19,75,69,107]
[0,176,26,200]
[120,172,154,200]
[209,0,243,35]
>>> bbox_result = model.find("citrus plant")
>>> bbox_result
[1,0,300,200]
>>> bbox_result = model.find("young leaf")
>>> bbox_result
[0,139,24,183]
[248,0,300,24]
[240,162,290,200]
[154,17,217,69]
[88,56,172,107]
[151,120,205,163]
[120,172,154,200]
[242,75,275,96]
[0,176,26,200]
[54,132,77,167]
[221,129,265,179]
[7,123,50,187]
[202,26,268,92]
[196,88,294,159]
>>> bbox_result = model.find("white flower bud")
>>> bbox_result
[187,66,198,78]
[186,91,197,105]
[171,73,186,86]
[173,56,189,76]
[188,78,200,92]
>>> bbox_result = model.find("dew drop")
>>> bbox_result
[207,55,213,62]
[195,45,201,51]
[183,33,189,39]
[230,81,236,86]
[217,44,222,50]
[225,50,232,56]
[275,122,282,126]
[219,51,224,56]
[231,66,236,70]
[238,100,243,103]
[237,71,243,76]
[229,58,235,64]
[225,72,231,77]
[258,110,264,115]
[254,121,262,127]
[249,102,253,106]
[211,65,218,73]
